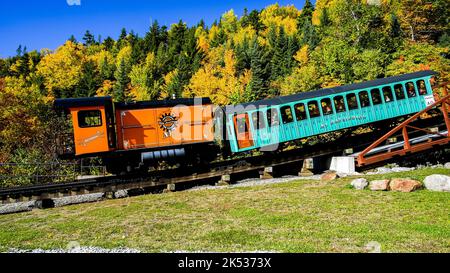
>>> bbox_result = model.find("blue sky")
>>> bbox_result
[0,0,312,58]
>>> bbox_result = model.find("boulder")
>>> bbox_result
[321,172,338,181]
[375,167,393,174]
[391,167,415,172]
[423,175,450,192]
[444,162,450,169]
[369,180,390,191]
[351,178,368,190]
[390,178,422,192]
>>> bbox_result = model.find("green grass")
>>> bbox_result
[0,167,449,253]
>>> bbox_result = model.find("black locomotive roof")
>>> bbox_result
[53,96,212,110]
[54,96,113,108]
[234,70,438,110]
[115,97,212,110]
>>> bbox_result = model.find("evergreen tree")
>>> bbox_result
[301,20,319,49]
[144,20,162,53]
[103,37,115,51]
[16,45,22,57]
[248,38,269,99]
[75,60,100,97]
[114,58,130,102]
[297,0,314,30]
[319,8,331,27]
[117,28,128,49]
[68,35,77,43]
[82,30,96,46]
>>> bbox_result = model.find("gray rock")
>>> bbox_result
[351,178,368,190]
[423,175,450,192]
[375,167,393,174]
[391,167,415,172]
[0,201,36,215]
[114,190,129,199]
[52,193,104,207]
[444,162,450,169]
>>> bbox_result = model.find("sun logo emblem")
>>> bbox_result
[159,113,178,138]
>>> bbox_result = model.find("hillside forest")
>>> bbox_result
[0,0,449,184]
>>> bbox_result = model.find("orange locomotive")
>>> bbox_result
[54,97,216,174]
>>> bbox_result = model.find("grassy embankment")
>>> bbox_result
[0,167,449,253]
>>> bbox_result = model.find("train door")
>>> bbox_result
[233,113,254,149]
[71,106,110,156]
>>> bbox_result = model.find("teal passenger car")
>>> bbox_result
[226,70,438,153]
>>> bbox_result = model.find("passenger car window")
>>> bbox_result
[334,96,346,113]
[371,88,382,105]
[359,91,370,108]
[406,82,416,98]
[294,103,307,121]
[78,110,102,128]
[346,93,359,110]
[382,86,394,103]
[308,101,321,118]
[417,80,427,95]
[267,108,280,127]
[281,106,294,124]
[321,98,333,115]
[251,111,266,130]
[394,84,405,100]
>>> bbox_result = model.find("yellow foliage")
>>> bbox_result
[312,0,338,25]
[160,69,178,99]
[96,80,114,97]
[260,4,300,36]
[294,45,309,65]
[36,41,85,94]
[116,45,132,66]
[184,48,251,105]
[233,26,257,46]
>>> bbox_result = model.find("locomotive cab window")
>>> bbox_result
[334,96,346,113]
[346,93,359,110]
[321,98,333,115]
[371,89,382,105]
[382,86,394,103]
[78,110,102,128]
[394,84,405,100]
[281,106,294,124]
[359,91,370,108]
[308,101,321,118]
[406,82,417,98]
[417,80,427,95]
[267,108,280,127]
[294,103,307,121]
[252,111,266,130]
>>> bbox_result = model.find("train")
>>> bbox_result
[54,70,438,175]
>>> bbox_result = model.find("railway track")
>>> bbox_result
[0,116,447,209]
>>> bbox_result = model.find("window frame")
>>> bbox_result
[382,86,394,103]
[393,83,406,100]
[78,110,103,128]
[280,105,294,124]
[251,111,266,130]
[358,91,370,108]
[371,88,382,105]
[406,81,417,98]
[266,108,280,127]
[321,98,334,115]
[416,79,428,96]
[334,95,346,113]
[307,101,321,118]
[346,93,359,110]
[294,103,307,121]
